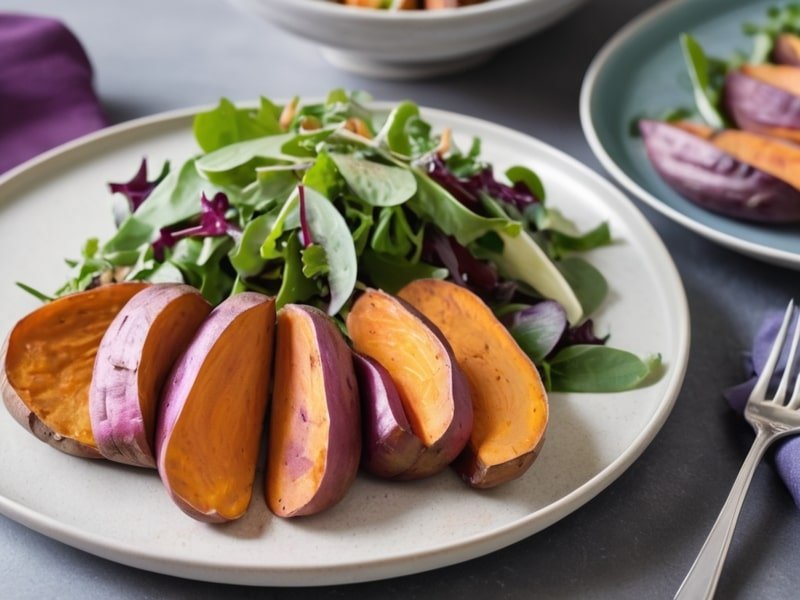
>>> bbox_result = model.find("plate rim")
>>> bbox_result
[0,102,691,586]
[579,0,800,269]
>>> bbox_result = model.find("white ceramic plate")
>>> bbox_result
[580,0,800,269]
[0,104,689,586]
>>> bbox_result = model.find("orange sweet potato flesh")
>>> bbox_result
[711,129,800,192]
[774,34,800,65]
[1,283,148,458]
[398,279,548,489]
[673,121,714,140]
[349,293,452,447]
[425,0,484,8]
[266,305,360,517]
[347,289,472,479]
[268,308,326,516]
[741,64,800,97]
[343,0,418,8]
[157,293,276,522]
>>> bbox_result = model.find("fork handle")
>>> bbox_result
[674,428,775,600]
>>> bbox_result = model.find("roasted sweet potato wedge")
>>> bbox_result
[353,353,424,478]
[724,67,800,143]
[1,283,148,458]
[639,120,800,222]
[266,305,361,517]
[342,0,417,8]
[347,288,472,480]
[156,292,275,522]
[711,128,800,192]
[425,0,483,8]
[90,284,211,468]
[399,279,548,489]
[773,34,800,66]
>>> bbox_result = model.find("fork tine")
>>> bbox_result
[787,363,800,410]
[773,306,800,404]
[749,300,795,404]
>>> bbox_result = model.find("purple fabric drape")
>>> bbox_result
[0,14,107,174]
[724,311,800,507]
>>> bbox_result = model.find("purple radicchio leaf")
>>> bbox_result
[423,231,517,303]
[425,155,481,211]
[502,302,607,363]
[422,230,516,303]
[505,301,568,363]
[108,158,170,213]
[722,309,800,508]
[425,155,540,213]
[152,192,240,261]
[298,184,314,248]
[560,319,608,347]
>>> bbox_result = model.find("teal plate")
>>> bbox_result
[581,0,800,269]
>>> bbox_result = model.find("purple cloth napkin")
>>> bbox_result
[0,14,107,174]
[723,311,800,507]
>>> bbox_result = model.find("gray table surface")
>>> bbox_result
[3,0,800,598]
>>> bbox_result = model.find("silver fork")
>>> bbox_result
[675,300,800,600]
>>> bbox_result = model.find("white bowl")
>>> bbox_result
[229,0,587,79]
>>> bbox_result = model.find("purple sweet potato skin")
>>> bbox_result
[90,284,210,468]
[392,295,472,480]
[396,345,472,480]
[279,305,361,517]
[773,36,800,66]
[353,353,424,479]
[348,290,473,481]
[723,70,800,135]
[156,292,274,523]
[639,119,800,222]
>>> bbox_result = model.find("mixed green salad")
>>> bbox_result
[22,90,660,393]
[636,3,800,130]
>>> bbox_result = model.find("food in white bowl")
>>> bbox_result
[339,0,485,9]
[228,0,587,78]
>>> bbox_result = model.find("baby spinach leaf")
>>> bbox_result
[548,222,612,256]
[326,88,349,105]
[235,167,298,216]
[376,101,436,158]
[506,165,546,202]
[556,256,608,316]
[230,211,278,277]
[303,151,343,200]
[276,232,318,308]
[370,205,423,259]
[344,199,374,256]
[260,192,299,259]
[446,137,483,178]
[546,345,661,393]
[196,133,297,174]
[680,33,727,128]
[302,244,330,278]
[301,186,358,315]
[407,171,520,245]
[102,216,157,255]
[379,100,420,156]
[329,152,416,206]
[169,237,234,305]
[193,97,283,153]
[139,260,185,284]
